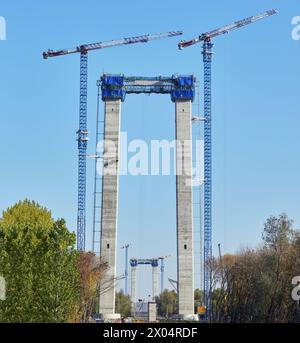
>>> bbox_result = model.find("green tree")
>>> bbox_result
[156,290,177,318]
[115,290,131,318]
[262,214,293,322]
[194,288,204,308]
[262,213,293,251]
[0,200,80,323]
[70,252,108,323]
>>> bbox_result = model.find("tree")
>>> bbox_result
[194,289,204,308]
[262,214,294,322]
[262,213,293,252]
[156,290,177,317]
[72,252,108,322]
[210,214,300,323]
[115,290,131,318]
[0,200,80,323]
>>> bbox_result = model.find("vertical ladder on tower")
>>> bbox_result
[192,84,204,295]
[92,81,105,256]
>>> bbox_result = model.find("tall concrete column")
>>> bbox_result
[99,100,121,316]
[152,265,159,300]
[131,265,137,315]
[175,100,194,317]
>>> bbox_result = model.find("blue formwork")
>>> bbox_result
[100,74,195,102]
[130,259,138,268]
[151,260,159,268]
[101,88,125,101]
[171,75,195,102]
[101,74,125,101]
[174,75,194,87]
[171,89,195,102]
[102,75,124,86]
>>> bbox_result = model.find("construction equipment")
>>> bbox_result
[218,244,222,266]
[168,278,178,293]
[43,31,183,251]
[158,255,171,294]
[94,73,195,258]
[178,9,278,316]
[121,244,130,295]
[218,243,224,280]
[130,258,160,302]
[178,10,278,49]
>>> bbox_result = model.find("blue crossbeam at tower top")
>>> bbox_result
[100,74,196,102]
[130,258,159,268]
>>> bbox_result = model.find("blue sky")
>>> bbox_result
[0,0,299,298]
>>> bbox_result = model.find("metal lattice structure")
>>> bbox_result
[121,244,130,295]
[202,40,213,311]
[178,9,278,317]
[158,256,170,294]
[77,52,89,250]
[43,31,182,251]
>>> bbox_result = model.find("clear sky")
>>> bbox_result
[0,0,299,299]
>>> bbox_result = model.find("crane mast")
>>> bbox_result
[178,9,278,319]
[202,39,213,316]
[121,244,130,295]
[43,31,183,251]
[158,255,170,294]
[77,52,88,251]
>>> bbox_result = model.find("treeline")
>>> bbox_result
[210,214,300,323]
[1,201,299,322]
[140,214,300,323]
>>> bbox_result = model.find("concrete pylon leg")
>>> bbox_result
[152,266,159,300]
[131,266,137,315]
[175,100,194,317]
[99,100,121,317]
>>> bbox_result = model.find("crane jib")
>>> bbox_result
[43,31,183,58]
[124,36,149,44]
[178,9,278,49]
[201,9,278,41]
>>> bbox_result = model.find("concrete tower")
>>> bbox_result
[175,100,194,317]
[152,261,159,300]
[98,74,195,320]
[99,99,121,319]
[130,261,137,315]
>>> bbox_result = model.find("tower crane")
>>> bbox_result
[43,31,183,251]
[178,9,278,315]
[218,243,224,280]
[158,255,171,294]
[168,278,178,293]
[121,244,130,295]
